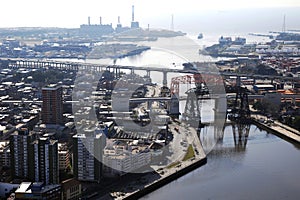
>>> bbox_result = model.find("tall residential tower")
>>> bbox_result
[10,128,59,184]
[73,128,106,183]
[29,137,59,185]
[10,128,33,179]
[42,84,63,125]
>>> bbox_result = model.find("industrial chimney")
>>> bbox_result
[130,5,139,28]
[132,5,135,22]
[88,16,91,25]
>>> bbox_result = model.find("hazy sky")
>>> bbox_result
[0,0,299,30]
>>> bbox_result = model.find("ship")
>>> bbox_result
[197,33,203,39]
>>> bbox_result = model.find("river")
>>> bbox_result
[140,124,300,200]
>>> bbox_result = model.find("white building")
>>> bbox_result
[103,140,151,176]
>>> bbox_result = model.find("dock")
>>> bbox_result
[251,114,300,144]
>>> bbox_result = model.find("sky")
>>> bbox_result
[0,0,300,32]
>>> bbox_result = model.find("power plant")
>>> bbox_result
[80,15,114,36]
[80,5,140,36]
[131,5,139,29]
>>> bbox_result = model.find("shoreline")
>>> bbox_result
[251,114,300,144]
[123,156,207,200]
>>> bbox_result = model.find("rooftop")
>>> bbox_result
[253,84,275,88]
[15,182,60,194]
[0,140,9,151]
[42,84,62,90]
[61,178,80,190]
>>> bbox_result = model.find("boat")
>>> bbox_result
[197,33,203,39]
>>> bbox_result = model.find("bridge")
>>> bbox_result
[1,58,300,87]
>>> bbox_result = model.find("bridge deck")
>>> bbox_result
[1,58,300,81]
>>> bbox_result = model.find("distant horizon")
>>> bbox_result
[0,4,299,35]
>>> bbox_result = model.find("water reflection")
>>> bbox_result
[142,124,300,200]
[199,121,250,155]
[232,123,250,150]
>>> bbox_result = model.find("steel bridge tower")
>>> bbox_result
[228,76,251,123]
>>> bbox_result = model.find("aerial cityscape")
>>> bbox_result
[0,1,300,200]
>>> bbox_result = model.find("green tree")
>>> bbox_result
[292,116,300,131]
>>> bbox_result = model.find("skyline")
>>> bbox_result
[0,0,299,32]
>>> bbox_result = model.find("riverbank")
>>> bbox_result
[123,156,207,200]
[87,44,151,59]
[251,114,300,144]
[116,122,207,200]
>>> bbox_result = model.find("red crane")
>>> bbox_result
[170,73,223,95]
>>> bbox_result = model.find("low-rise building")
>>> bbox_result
[61,178,81,200]
[0,182,19,199]
[15,182,61,200]
[103,140,151,176]
[253,84,275,93]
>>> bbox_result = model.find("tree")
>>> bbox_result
[253,101,265,112]
[292,116,300,131]
[256,64,278,76]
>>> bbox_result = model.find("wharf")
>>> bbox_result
[251,114,300,144]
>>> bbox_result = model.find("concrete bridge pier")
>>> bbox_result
[214,94,227,113]
[163,71,168,87]
[115,67,121,78]
[22,60,25,68]
[168,94,180,118]
[213,108,227,142]
[146,70,151,78]
[145,100,152,111]
[236,76,241,88]
[213,94,227,142]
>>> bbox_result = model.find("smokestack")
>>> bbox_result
[88,16,90,25]
[171,14,174,31]
[132,5,135,22]
[118,16,120,24]
[100,16,102,25]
